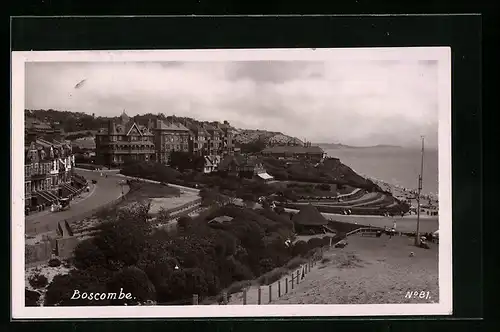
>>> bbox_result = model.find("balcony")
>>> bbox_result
[29,171,49,180]
[111,149,156,154]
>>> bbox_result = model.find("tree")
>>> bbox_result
[107,266,156,305]
[169,151,192,171]
[45,268,112,306]
[239,140,266,154]
[74,203,152,270]
[177,216,193,233]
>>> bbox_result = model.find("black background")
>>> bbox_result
[8,10,491,332]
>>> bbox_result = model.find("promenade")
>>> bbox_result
[284,208,438,233]
[25,169,128,236]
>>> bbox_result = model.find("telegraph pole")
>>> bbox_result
[415,136,425,246]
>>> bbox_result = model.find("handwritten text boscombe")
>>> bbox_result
[71,288,134,301]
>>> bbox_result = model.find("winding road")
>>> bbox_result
[25,169,128,235]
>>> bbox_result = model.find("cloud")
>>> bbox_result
[225,61,325,83]
[25,59,439,147]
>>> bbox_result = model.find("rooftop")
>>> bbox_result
[155,120,190,132]
[292,204,328,226]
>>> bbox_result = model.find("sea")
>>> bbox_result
[324,147,439,197]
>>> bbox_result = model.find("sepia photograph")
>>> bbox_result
[12,48,452,318]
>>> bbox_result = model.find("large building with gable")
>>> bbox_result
[95,111,156,167]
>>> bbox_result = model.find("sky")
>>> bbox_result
[25,60,439,148]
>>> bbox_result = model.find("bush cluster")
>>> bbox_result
[28,274,49,289]
[45,202,305,306]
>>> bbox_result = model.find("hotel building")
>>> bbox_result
[24,138,78,211]
[95,112,156,167]
[152,119,191,164]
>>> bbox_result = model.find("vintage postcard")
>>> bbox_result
[11,47,452,318]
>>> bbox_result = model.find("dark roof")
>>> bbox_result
[155,120,190,132]
[292,204,328,226]
[25,139,72,163]
[204,123,224,134]
[97,122,154,136]
[218,155,261,170]
[72,138,96,150]
[218,155,240,170]
[25,118,54,130]
[208,216,234,224]
[262,145,324,155]
[188,124,209,136]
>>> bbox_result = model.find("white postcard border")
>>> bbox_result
[11,47,452,318]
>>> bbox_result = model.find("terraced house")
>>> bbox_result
[95,112,155,167]
[152,118,190,164]
[24,138,78,211]
[188,124,210,157]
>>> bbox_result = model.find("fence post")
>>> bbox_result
[268,284,272,303]
[243,288,247,305]
[296,269,300,284]
[291,274,295,289]
[192,294,198,305]
[258,287,262,304]
[285,277,289,294]
[278,280,281,297]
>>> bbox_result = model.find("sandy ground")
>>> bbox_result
[227,234,438,305]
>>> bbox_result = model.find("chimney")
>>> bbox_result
[108,119,116,134]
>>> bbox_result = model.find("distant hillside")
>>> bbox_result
[317,143,403,149]
[233,129,303,146]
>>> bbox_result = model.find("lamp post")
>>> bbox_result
[415,136,425,247]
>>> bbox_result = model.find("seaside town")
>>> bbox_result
[24,109,439,307]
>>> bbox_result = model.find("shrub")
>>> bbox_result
[257,267,287,285]
[316,183,331,191]
[28,274,48,289]
[283,189,298,202]
[106,266,156,305]
[157,207,171,222]
[258,258,275,274]
[307,238,324,250]
[225,280,253,295]
[285,256,308,270]
[291,241,309,257]
[48,258,61,267]
[227,257,255,281]
[75,203,152,270]
[159,268,209,302]
[73,238,110,270]
[25,289,41,306]
[273,206,285,214]
[177,216,193,232]
[45,268,112,306]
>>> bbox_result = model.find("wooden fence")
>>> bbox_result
[186,242,339,305]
